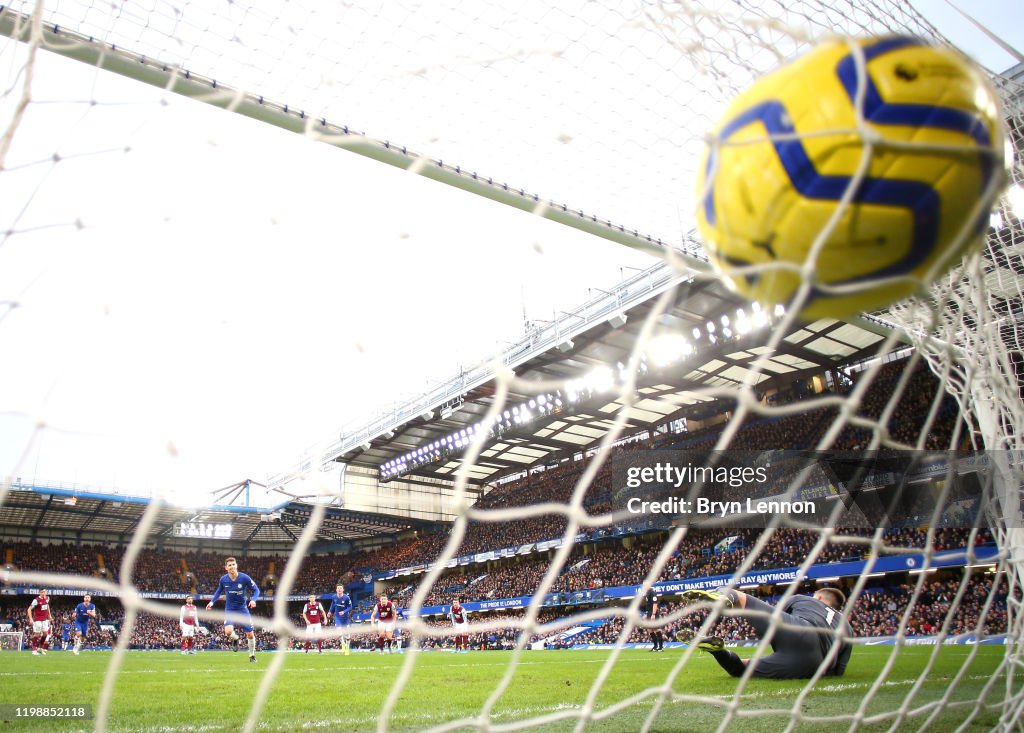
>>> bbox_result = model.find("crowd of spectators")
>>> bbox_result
[6,542,115,579]
[3,526,1002,653]
[832,359,967,452]
[849,575,1008,637]
[3,566,1007,651]
[1,356,1009,650]
[361,358,974,568]
[2,524,993,613]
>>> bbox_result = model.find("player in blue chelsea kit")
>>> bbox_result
[206,557,261,663]
[72,593,97,655]
[328,583,353,656]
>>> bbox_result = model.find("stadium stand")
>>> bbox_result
[0,356,1005,654]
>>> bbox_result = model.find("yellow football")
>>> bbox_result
[695,36,1008,321]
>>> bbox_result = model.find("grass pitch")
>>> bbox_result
[0,645,1011,732]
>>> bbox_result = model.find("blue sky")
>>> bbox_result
[911,0,1022,71]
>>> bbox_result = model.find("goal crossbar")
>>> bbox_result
[0,5,700,265]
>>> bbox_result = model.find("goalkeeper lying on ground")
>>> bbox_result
[679,587,852,679]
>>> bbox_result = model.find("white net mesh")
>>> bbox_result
[1,1,1023,732]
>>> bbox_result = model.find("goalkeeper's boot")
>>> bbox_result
[681,589,734,609]
[695,636,726,653]
[249,654,257,663]
[674,628,695,644]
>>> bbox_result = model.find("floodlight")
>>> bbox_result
[1007,183,1024,219]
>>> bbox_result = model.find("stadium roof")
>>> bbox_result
[0,483,435,545]
[1,263,898,544]
[304,262,894,490]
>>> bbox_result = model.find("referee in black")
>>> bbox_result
[643,586,665,652]
[682,587,852,678]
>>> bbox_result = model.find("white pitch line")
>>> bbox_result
[97,675,1001,733]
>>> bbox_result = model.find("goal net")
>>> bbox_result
[1,1,1022,732]
[0,631,24,651]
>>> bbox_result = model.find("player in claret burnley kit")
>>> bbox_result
[27,588,53,655]
[370,592,398,654]
[449,597,469,653]
[206,557,261,663]
[328,584,353,656]
[681,587,852,679]
[179,596,199,655]
[302,594,327,654]
[72,593,97,655]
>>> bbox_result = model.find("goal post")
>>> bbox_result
[1,0,1023,732]
[0,631,24,652]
